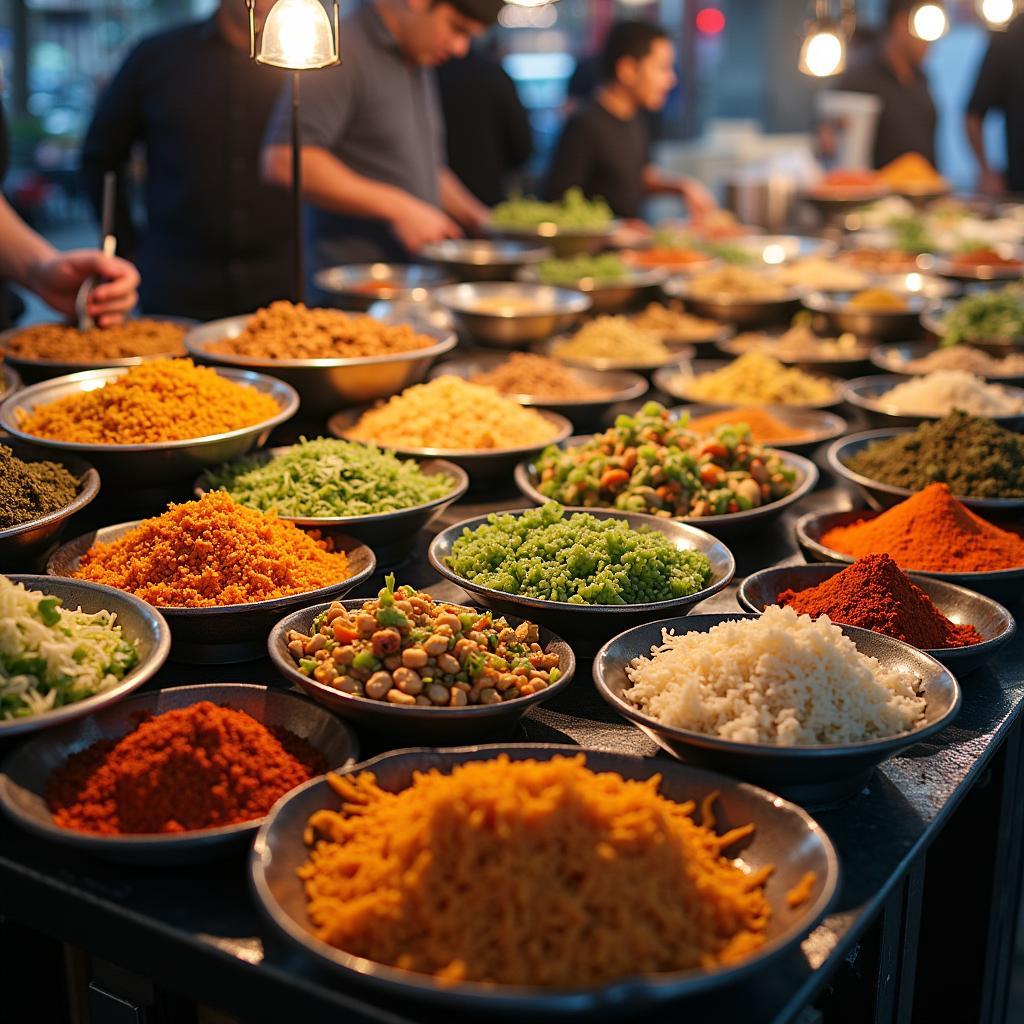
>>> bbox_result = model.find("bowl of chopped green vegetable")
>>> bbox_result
[268,577,576,744]
[428,503,735,656]
[0,574,170,737]
[489,189,620,258]
[514,402,819,538]
[923,287,1024,349]
[517,254,664,314]
[196,439,468,567]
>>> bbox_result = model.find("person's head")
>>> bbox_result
[381,0,500,66]
[601,20,676,112]
[884,0,930,67]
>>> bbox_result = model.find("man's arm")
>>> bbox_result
[642,165,718,216]
[438,166,490,232]
[965,41,1006,198]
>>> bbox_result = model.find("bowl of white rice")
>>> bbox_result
[592,607,960,808]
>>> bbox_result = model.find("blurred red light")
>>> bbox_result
[696,7,726,34]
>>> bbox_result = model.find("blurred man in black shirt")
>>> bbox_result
[543,21,714,221]
[81,0,291,320]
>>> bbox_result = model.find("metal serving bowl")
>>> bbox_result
[802,291,932,342]
[536,334,697,375]
[2,361,22,398]
[716,330,875,377]
[663,277,805,329]
[0,317,196,384]
[516,441,819,539]
[840,375,1024,430]
[47,522,376,664]
[0,365,297,487]
[328,406,573,484]
[0,684,359,865]
[593,613,961,809]
[428,508,736,656]
[184,314,456,417]
[669,403,848,454]
[827,429,1024,513]
[795,507,1024,603]
[0,439,101,568]
[489,220,622,258]
[427,353,648,429]
[313,263,454,312]
[921,301,1024,349]
[738,563,1016,675]
[869,341,1024,385]
[418,239,551,282]
[252,742,838,1014]
[433,282,592,348]
[516,266,665,315]
[0,575,170,739]
[195,448,468,568]
[653,359,843,410]
[268,601,575,746]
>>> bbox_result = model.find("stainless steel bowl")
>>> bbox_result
[516,266,665,315]
[184,314,456,416]
[669,403,848,454]
[802,291,932,341]
[922,300,1024,349]
[489,220,621,258]
[663,278,805,328]
[328,406,573,484]
[252,743,838,1014]
[0,439,100,568]
[418,239,551,282]
[428,353,648,428]
[47,522,376,664]
[795,507,1024,603]
[0,683,359,864]
[268,601,575,745]
[0,365,298,486]
[195,447,468,567]
[428,508,736,656]
[593,613,961,808]
[313,263,454,311]
[738,563,1016,675]
[827,428,1024,512]
[841,375,1024,430]
[0,575,170,738]
[715,330,874,377]
[536,334,697,375]
[433,282,591,348]
[2,361,22,398]
[653,359,843,410]
[869,341,1024,384]
[515,444,819,539]
[0,317,196,384]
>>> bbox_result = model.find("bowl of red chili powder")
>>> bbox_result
[738,555,1015,674]
[0,684,359,864]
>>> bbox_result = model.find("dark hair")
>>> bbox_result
[885,0,917,25]
[601,20,671,82]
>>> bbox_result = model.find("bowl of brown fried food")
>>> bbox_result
[184,301,457,414]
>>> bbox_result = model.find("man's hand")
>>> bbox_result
[977,168,1006,198]
[678,178,718,218]
[26,250,140,326]
[389,195,462,253]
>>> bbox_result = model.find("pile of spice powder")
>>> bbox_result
[777,554,983,649]
[47,701,324,834]
[0,444,79,529]
[820,484,1024,573]
[16,359,281,445]
[843,410,1024,499]
[73,492,351,607]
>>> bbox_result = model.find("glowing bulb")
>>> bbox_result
[904,272,924,292]
[909,3,948,41]
[799,27,846,77]
[258,0,337,70]
[978,0,1017,27]
[762,243,787,265]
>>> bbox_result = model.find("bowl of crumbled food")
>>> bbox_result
[870,342,1024,384]
[666,267,805,328]
[538,316,697,373]
[184,300,456,413]
[268,576,575,744]
[717,318,874,376]
[627,301,733,350]
[802,289,932,342]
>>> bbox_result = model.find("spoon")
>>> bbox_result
[76,171,117,330]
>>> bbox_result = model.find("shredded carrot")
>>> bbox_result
[786,871,818,909]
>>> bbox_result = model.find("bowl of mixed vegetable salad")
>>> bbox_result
[489,189,620,258]
[515,402,818,537]
[518,253,664,314]
[0,574,170,736]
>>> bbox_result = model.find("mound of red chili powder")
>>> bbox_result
[777,554,983,650]
[47,701,324,835]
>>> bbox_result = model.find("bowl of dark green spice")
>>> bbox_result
[0,439,100,568]
[197,438,469,566]
[827,412,1024,513]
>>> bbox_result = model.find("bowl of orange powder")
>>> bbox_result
[0,683,359,864]
[45,492,376,663]
[674,404,848,454]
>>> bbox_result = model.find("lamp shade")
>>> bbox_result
[257,0,338,70]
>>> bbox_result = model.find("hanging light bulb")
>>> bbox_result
[977,0,1019,28]
[798,0,852,78]
[909,2,948,41]
[257,0,339,69]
